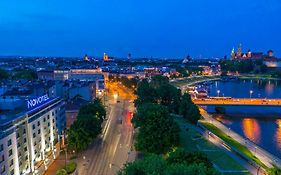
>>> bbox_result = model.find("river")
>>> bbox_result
[202,79,281,159]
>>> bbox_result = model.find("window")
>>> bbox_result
[8,149,13,157]
[48,122,50,127]
[17,142,21,148]
[1,165,5,174]
[10,169,14,175]
[33,133,36,138]
[25,155,28,161]
[38,129,41,135]
[24,147,27,152]
[37,121,40,126]
[34,142,37,146]
[7,139,12,146]
[43,117,46,122]
[32,124,35,130]
[16,133,20,138]
[23,129,26,134]
[47,115,50,119]
[0,144,3,152]
[10,159,13,167]
[0,155,4,163]
[24,138,27,143]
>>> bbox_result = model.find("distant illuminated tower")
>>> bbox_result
[247,49,252,58]
[128,53,132,60]
[231,47,235,59]
[84,54,89,61]
[237,43,242,58]
[267,50,274,57]
[103,53,109,61]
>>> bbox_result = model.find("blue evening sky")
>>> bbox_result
[0,0,280,58]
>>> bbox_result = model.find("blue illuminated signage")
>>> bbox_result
[27,94,50,109]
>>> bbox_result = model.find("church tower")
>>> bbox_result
[237,43,242,58]
[231,47,235,59]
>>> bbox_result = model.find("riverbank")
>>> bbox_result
[199,108,281,172]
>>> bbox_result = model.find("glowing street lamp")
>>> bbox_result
[250,90,253,99]
[113,93,118,99]
[217,90,220,97]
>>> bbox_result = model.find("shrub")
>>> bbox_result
[56,169,67,175]
[65,161,77,174]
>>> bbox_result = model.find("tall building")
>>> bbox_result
[0,95,65,175]
[103,53,109,62]
[237,43,242,58]
[84,54,89,62]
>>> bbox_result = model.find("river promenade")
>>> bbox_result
[200,108,281,170]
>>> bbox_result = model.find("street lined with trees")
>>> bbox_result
[118,75,217,174]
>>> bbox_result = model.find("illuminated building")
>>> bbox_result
[103,53,109,62]
[84,54,89,62]
[0,96,65,175]
[267,50,274,57]
[231,44,265,60]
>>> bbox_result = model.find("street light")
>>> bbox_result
[250,90,253,99]
[217,90,220,97]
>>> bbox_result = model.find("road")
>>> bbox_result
[193,98,281,106]
[76,82,136,175]
[200,108,281,171]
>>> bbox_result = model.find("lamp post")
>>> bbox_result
[250,90,253,99]
[217,90,220,97]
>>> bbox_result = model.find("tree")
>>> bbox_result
[150,75,169,89]
[179,93,201,124]
[135,79,156,106]
[164,163,218,175]
[118,151,218,175]
[157,84,181,113]
[67,120,92,151]
[118,154,167,175]
[13,69,37,80]
[268,167,281,175]
[67,99,106,152]
[78,98,106,121]
[133,103,180,154]
[166,148,212,168]
[0,69,9,80]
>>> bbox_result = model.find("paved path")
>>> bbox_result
[200,108,281,169]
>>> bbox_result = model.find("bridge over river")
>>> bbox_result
[193,98,281,106]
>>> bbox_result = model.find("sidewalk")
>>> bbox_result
[43,153,69,175]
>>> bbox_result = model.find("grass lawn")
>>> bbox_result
[200,122,267,169]
[174,117,248,173]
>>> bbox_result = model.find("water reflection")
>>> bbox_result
[242,118,261,143]
[265,82,274,96]
[275,119,281,149]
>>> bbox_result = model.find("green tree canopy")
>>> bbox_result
[118,151,218,175]
[67,99,106,152]
[179,93,201,124]
[0,69,9,80]
[13,69,37,80]
[132,103,180,154]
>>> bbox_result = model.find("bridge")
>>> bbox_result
[193,98,281,106]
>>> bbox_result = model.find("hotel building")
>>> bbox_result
[0,96,65,175]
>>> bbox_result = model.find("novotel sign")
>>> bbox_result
[27,94,50,109]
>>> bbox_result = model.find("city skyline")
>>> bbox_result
[0,0,281,58]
